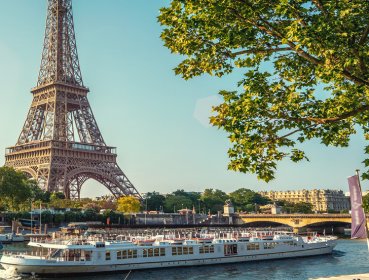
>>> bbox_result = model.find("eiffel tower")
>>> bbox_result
[4,0,141,200]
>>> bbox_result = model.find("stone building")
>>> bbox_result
[259,189,350,212]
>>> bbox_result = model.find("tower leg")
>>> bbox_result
[68,176,88,200]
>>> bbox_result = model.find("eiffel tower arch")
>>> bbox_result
[4,0,142,200]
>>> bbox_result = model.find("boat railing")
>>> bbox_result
[2,250,49,259]
[30,236,100,246]
[2,248,92,262]
[30,238,91,246]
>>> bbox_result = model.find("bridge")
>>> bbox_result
[238,214,357,233]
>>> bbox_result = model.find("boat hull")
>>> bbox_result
[0,244,335,276]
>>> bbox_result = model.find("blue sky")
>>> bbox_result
[0,0,366,197]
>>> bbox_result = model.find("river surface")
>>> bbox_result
[0,239,368,280]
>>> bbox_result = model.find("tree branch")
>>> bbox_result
[277,123,318,140]
[228,5,369,87]
[312,0,328,16]
[285,104,369,124]
[359,24,369,46]
[267,104,368,142]
[352,47,368,76]
[229,7,323,67]
[231,47,292,56]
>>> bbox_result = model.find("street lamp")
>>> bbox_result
[145,197,148,225]
[30,200,33,233]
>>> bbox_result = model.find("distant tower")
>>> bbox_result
[5,0,141,200]
[223,200,234,216]
[223,200,234,225]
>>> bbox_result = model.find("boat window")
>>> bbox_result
[105,251,111,260]
[117,249,138,259]
[224,244,238,256]
[148,248,154,257]
[199,245,215,254]
[160,248,165,256]
[83,250,92,261]
[189,247,193,254]
[143,248,156,258]
[264,242,277,249]
[62,249,84,262]
[247,243,260,251]
[154,248,160,257]
[172,246,194,256]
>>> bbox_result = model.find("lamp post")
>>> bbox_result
[39,202,42,234]
[145,197,148,225]
[30,200,33,233]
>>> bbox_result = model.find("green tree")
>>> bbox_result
[282,201,313,214]
[172,190,201,206]
[27,180,50,203]
[164,195,193,213]
[200,189,228,214]
[101,210,122,224]
[83,208,99,221]
[229,188,270,211]
[41,210,53,224]
[53,213,65,224]
[0,167,32,211]
[159,1,369,182]
[64,211,78,223]
[51,192,66,200]
[293,202,313,213]
[145,192,166,211]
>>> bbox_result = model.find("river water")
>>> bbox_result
[0,239,368,280]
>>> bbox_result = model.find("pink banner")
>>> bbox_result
[348,175,367,239]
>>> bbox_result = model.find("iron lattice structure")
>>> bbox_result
[5,0,141,200]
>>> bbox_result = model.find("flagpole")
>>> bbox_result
[39,202,42,235]
[356,169,369,251]
[30,200,33,233]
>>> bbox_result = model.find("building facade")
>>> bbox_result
[259,189,350,212]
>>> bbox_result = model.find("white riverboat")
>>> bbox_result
[0,232,337,276]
